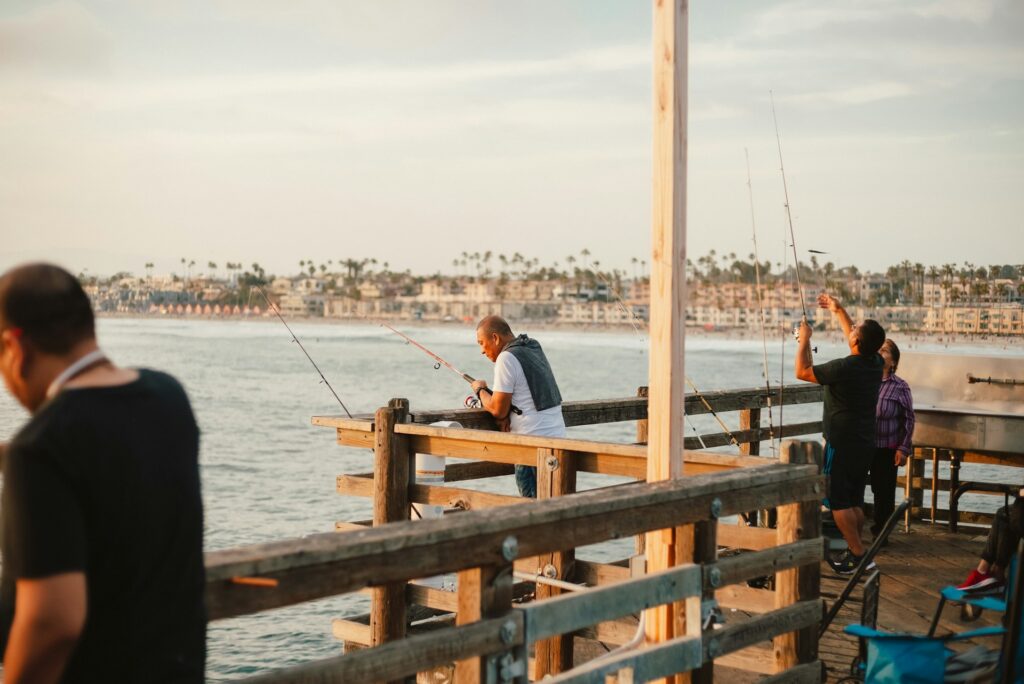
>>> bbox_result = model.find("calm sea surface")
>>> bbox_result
[0,318,1020,679]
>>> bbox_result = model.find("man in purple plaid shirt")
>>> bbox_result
[870,339,914,540]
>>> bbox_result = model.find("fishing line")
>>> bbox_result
[685,377,740,448]
[380,323,522,415]
[770,90,808,321]
[745,148,777,456]
[253,286,353,418]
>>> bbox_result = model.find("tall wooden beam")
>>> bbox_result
[644,0,688,671]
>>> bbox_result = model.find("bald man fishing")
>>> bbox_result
[471,316,566,498]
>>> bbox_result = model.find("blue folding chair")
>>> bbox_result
[844,539,1024,683]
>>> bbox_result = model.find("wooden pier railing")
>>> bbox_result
[199,383,1015,681]
[206,441,825,683]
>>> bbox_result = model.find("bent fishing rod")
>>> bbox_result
[380,323,522,415]
[253,286,353,418]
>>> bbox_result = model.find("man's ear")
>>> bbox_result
[6,331,31,381]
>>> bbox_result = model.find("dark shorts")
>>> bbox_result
[823,440,870,511]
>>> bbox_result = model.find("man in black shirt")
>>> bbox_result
[0,263,205,682]
[795,293,885,575]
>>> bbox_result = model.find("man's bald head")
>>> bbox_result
[476,315,513,339]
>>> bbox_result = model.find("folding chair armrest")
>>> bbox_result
[940,586,1007,612]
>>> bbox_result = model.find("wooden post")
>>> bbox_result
[644,1,688,675]
[534,448,577,677]
[906,451,925,529]
[677,520,716,684]
[454,563,515,684]
[370,398,411,654]
[773,440,821,671]
[930,449,939,524]
[739,407,761,456]
[636,386,649,557]
[636,386,650,445]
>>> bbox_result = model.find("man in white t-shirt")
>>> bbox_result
[471,316,566,497]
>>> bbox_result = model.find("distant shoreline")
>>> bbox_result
[96,312,1024,350]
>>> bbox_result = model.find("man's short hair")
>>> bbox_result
[0,263,95,355]
[476,315,513,338]
[856,319,886,356]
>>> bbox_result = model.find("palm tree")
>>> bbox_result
[208,261,217,279]
[580,248,591,271]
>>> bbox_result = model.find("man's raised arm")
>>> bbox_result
[818,293,856,353]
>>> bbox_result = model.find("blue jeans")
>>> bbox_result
[515,465,537,498]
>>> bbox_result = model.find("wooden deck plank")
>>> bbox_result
[818,522,1004,682]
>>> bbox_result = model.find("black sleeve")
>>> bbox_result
[4,443,87,579]
[812,357,847,386]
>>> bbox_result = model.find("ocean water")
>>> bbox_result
[0,318,1020,678]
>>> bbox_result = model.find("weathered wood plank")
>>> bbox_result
[704,600,822,664]
[371,399,411,654]
[338,473,524,510]
[334,519,371,532]
[544,633,701,684]
[445,461,515,482]
[706,539,823,590]
[455,563,515,684]
[311,385,825,431]
[774,442,822,670]
[576,616,641,646]
[573,560,631,587]
[715,584,776,614]
[716,523,777,551]
[713,644,776,675]
[206,466,821,619]
[686,421,821,451]
[242,613,523,684]
[739,408,761,456]
[522,563,702,643]
[534,448,577,677]
[758,660,822,683]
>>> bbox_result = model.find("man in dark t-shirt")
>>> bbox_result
[0,263,205,682]
[795,293,884,575]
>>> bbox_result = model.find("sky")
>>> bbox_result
[0,0,1021,279]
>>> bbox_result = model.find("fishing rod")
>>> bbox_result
[745,148,777,455]
[685,377,740,448]
[253,286,352,419]
[770,90,808,322]
[380,323,522,415]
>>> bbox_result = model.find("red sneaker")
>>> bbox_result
[957,569,1000,592]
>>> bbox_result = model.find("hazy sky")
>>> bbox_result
[1,0,1021,279]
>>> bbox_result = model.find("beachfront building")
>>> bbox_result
[279,293,325,317]
[558,300,648,325]
[923,304,1024,335]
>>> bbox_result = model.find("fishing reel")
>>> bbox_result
[464,395,482,409]
[792,326,818,353]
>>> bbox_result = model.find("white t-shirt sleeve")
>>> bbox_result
[492,352,520,394]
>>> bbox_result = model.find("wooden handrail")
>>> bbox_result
[206,463,820,620]
[224,539,822,684]
[311,383,825,431]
